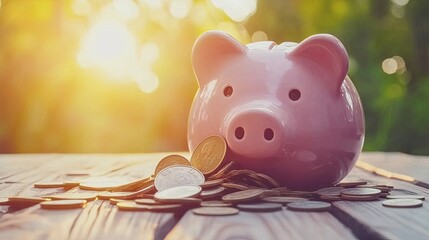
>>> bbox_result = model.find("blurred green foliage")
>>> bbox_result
[0,0,427,154]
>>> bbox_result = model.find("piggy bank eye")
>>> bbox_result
[223,85,233,97]
[289,89,301,101]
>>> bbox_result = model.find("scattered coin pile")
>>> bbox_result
[0,135,425,213]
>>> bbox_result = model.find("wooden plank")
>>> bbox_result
[165,209,357,240]
[331,166,429,240]
[0,153,182,240]
[359,152,429,187]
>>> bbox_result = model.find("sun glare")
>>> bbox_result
[211,0,257,22]
[77,20,137,79]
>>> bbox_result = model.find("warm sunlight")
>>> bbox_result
[77,19,137,79]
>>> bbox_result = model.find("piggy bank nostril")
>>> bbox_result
[264,128,274,141]
[235,127,245,140]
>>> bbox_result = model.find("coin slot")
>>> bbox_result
[223,86,233,97]
[289,89,301,101]
[235,127,245,140]
[264,128,274,141]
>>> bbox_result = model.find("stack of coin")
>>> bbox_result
[4,135,424,213]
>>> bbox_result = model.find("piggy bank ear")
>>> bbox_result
[289,34,349,93]
[192,31,247,86]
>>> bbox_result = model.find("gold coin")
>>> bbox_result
[386,195,425,200]
[107,177,154,192]
[192,207,239,216]
[154,165,204,191]
[286,201,331,212]
[40,200,86,210]
[382,199,423,208]
[98,184,154,200]
[63,181,80,188]
[190,135,227,175]
[79,177,132,191]
[237,203,282,212]
[34,182,65,188]
[154,155,190,176]
[47,193,97,201]
[8,196,50,204]
[109,198,129,205]
[65,171,91,176]
[135,198,162,205]
[222,189,265,203]
[154,186,202,202]
[117,201,182,212]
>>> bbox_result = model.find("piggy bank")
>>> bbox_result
[187,31,365,190]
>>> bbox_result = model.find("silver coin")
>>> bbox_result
[237,203,282,212]
[154,165,205,191]
[154,185,202,202]
[286,201,331,212]
[382,199,423,208]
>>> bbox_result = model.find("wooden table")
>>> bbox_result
[0,152,428,240]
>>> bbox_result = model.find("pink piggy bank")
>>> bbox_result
[187,31,365,190]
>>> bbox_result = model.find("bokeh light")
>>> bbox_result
[77,19,137,79]
[382,58,398,74]
[211,0,257,22]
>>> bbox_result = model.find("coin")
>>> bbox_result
[0,198,9,205]
[222,189,265,203]
[286,201,331,212]
[65,171,91,176]
[47,193,97,201]
[341,194,380,201]
[107,177,154,192]
[200,186,226,199]
[190,135,227,175]
[8,196,50,205]
[341,188,381,196]
[79,177,132,191]
[154,186,202,202]
[98,184,154,200]
[208,161,235,180]
[253,173,280,188]
[154,155,190,176]
[117,201,182,212]
[237,203,282,212]
[63,181,80,188]
[34,182,65,188]
[200,200,233,207]
[382,199,423,208]
[261,196,309,205]
[192,207,239,216]
[40,200,86,209]
[336,181,367,187]
[135,198,162,205]
[200,178,224,189]
[386,195,425,200]
[154,165,205,191]
[109,198,129,205]
[317,187,344,197]
[222,182,249,191]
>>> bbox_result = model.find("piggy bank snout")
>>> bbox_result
[224,108,284,159]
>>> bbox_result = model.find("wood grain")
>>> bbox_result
[0,153,183,240]
[359,152,429,187]
[332,166,429,240]
[165,208,357,240]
